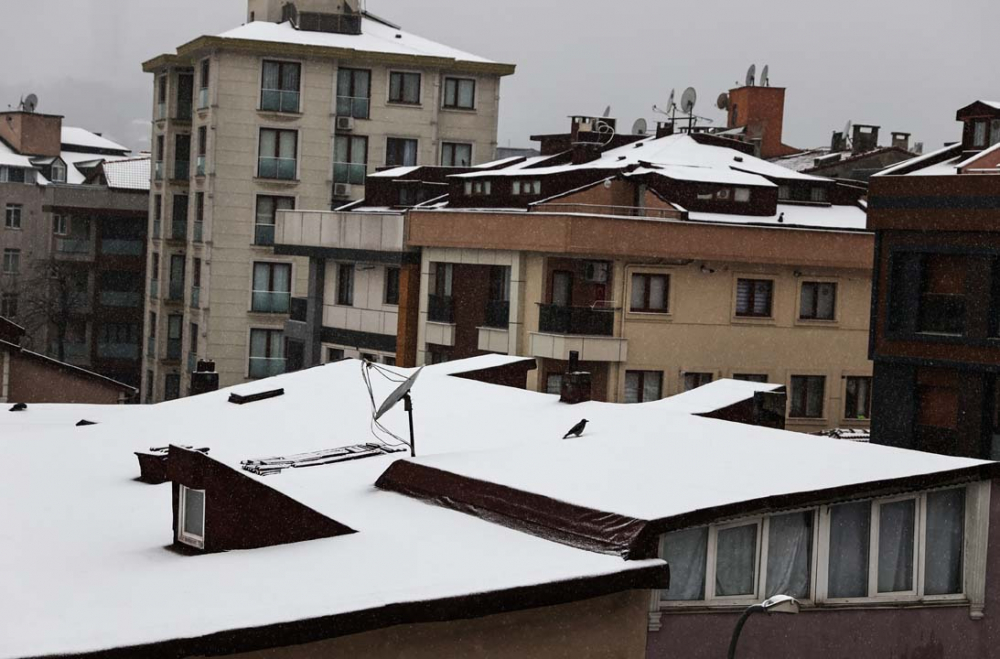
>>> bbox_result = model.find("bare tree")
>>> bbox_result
[14,258,90,361]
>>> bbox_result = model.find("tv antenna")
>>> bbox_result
[652,88,677,120]
[760,65,770,87]
[681,87,699,130]
[374,365,423,458]
[20,93,38,113]
[632,118,648,136]
[745,64,756,87]
[602,105,612,118]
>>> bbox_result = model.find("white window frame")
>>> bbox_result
[177,485,206,549]
[5,204,22,230]
[53,214,69,236]
[705,516,764,604]
[734,187,751,203]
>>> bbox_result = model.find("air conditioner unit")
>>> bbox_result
[584,261,609,283]
[333,183,352,198]
[336,116,355,132]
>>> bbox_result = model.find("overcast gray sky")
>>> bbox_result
[3,0,998,155]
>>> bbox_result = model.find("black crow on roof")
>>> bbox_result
[563,419,589,440]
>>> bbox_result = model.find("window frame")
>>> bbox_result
[844,375,873,421]
[789,374,827,419]
[734,278,774,319]
[248,328,286,379]
[441,142,473,167]
[334,134,369,185]
[250,261,293,314]
[336,67,372,119]
[385,137,418,168]
[254,195,295,247]
[5,204,23,230]
[337,263,355,306]
[624,370,663,404]
[260,59,302,114]
[388,71,422,106]
[384,267,401,306]
[3,248,21,275]
[629,272,670,314]
[442,77,476,110]
[177,485,206,549]
[257,127,299,181]
[798,280,838,322]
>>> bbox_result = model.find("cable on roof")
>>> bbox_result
[360,360,410,450]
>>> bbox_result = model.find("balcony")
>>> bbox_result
[152,220,161,239]
[171,220,187,242]
[261,90,300,114]
[428,294,454,324]
[97,343,140,360]
[101,239,143,256]
[166,339,182,361]
[55,238,91,255]
[251,291,291,314]
[191,286,200,309]
[336,96,370,120]
[258,157,296,181]
[193,221,204,243]
[99,291,142,308]
[249,357,286,379]
[150,278,159,299]
[538,304,614,337]
[290,297,308,323]
[484,300,510,329]
[168,279,184,302]
[176,103,192,122]
[157,103,167,121]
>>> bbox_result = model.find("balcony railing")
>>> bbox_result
[166,338,182,361]
[173,160,190,181]
[198,88,209,109]
[150,278,159,299]
[187,351,197,372]
[254,223,275,246]
[171,220,187,241]
[196,156,206,177]
[258,157,296,181]
[484,300,510,329]
[428,294,455,324]
[101,239,143,256]
[97,343,140,360]
[538,304,615,337]
[55,238,91,255]
[52,342,88,362]
[191,286,200,309]
[99,291,142,308]
[152,220,161,239]
[168,279,184,301]
[249,357,286,379]
[176,103,192,122]
[193,221,204,243]
[261,89,300,114]
[251,291,291,314]
[336,95,370,119]
[154,161,164,181]
[157,103,167,120]
[290,297,308,323]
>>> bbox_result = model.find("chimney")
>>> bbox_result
[656,121,675,139]
[559,351,593,404]
[891,132,911,151]
[830,131,846,152]
[851,124,880,155]
[724,85,794,159]
[190,360,220,397]
[0,111,63,157]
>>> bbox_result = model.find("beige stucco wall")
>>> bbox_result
[193,590,650,659]
[145,45,503,400]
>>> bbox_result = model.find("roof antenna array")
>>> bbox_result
[20,93,38,113]
[760,64,770,87]
[745,64,756,88]
[653,89,677,121]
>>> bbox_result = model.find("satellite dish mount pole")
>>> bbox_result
[404,392,416,458]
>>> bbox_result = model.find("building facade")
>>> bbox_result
[140,0,514,401]
[868,100,1000,459]
[0,110,149,389]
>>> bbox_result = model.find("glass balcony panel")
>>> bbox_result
[254,224,275,246]
[428,294,455,324]
[99,291,142,308]
[193,221,203,243]
[484,300,510,329]
[249,357,286,379]
[252,291,291,314]
[537,304,614,336]
[166,339,182,360]
[101,239,143,256]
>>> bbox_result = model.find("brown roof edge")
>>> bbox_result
[0,340,136,394]
[30,562,666,659]
[375,461,653,559]
[635,462,1000,552]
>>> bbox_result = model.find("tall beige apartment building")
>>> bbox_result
[140,0,514,401]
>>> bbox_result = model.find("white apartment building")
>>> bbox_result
[141,0,514,401]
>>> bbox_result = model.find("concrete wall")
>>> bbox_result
[195,590,650,659]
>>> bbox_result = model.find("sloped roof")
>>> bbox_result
[61,127,129,153]
[100,156,151,191]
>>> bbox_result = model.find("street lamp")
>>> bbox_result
[727,595,800,659]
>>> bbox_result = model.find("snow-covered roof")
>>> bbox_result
[770,147,834,173]
[101,156,151,191]
[218,18,498,65]
[367,165,422,179]
[647,378,783,415]
[61,126,129,153]
[629,164,776,187]
[874,142,964,178]
[687,202,869,231]
[0,357,660,658]
[0,140,35,168]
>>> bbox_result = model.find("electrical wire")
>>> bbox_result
[360,360,410,449]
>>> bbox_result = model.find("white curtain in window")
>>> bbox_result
[260,129,277,158]
[278,131,296,159]
[878,499,916,593]
[402,139,417,166]
[828,501,870,598]
[765,511,813,599]
[272,264,291,294]
[650,276,667,310]
[253,263,269,291]
[662,527,708,601]
[624,372,640,404]
[282,63,299,92]
[458,80,475,107]
[183,489,205,537]
[250,329,268,358]
[715,523,757,596]
[630,274,645,310]
[262,61,280,90]
[643,373,662,402]
[924,489,964,595]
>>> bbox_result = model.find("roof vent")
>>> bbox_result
[229,388,285,405]
[734,156,744,162]
[135,445,210,484]
[241,443,406,476]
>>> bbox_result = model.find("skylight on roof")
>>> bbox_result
[241,443,406,476]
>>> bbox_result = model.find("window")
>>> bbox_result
[167,314,183,360]
[916,368,959,430]
[924,489,965,595]
[334,135,368,185]
[261,60,301,113]
[327,348,345,363]
[443,77,476,109]
[0,166,31,184]
[157,75,168,118]
[734,187,751,203]
[1,293,18,318]
[714,521,759,597]
[388,71,421,104]
[778,185,791,200]
[171,194,188,240]
[5,204,22,229]
[715,188,731,201]
[827,501,870,598]
[337,263,354,306]
[810,187,829,203]
[155,135,165,180]
[249,329,286,378]
[145,369,154,403]
[660,527,708,601]
[174,134,191,180]
[546,373,564,395]
[684,372,713,391]
[973,120,988,148]
[254,195,293,246]
[800,282,837,320]
[3,249,20,275]
[877,499,916,594]
[790,375,825,418]
[918,254,966,335]
[512,180,541,195]
[765,511,813,599]
[191,257,202,308]
[992,120,1000,147]
[165,373,181,401]
[336,68,371,119]
[50,160,66,183]
[386,138,418,168]
[441,142,472,167]
[251,262,292,313]
[148,311,157,358]
[845,376,872,420]
[384,267,400,305]
[198,59,210,109]
[196,127,207,176]
[624,371,662,403]
[194,193,204,242]
[258,128,297,180]
[630,274,669,313]
[178,485,206,549]
[735,278,773,317]
[465,180,492,196]
[734,374,768,383]
[169,254,185,301]
[54,214,69,236]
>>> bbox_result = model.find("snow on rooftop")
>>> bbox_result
[367,165,422,179]
[687,202,869,231]
[0,140,35,168]
[630,164,776,187]
[874,142,963,177]
[61,126,129,153]
[218,18,498,65]
[647,378,782,416]
[101,157,151,191]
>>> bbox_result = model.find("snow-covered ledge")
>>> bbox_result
[477,327,509,354]
[529,332,628,363]
[425,321,456,348]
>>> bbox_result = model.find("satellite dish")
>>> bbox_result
[632,118,648,136]
[716,93,730,111]
[602,105,612,119]
[667,89,676,111]
[375,366,423,422]
[681,87,697,114]
[745,64,756,87]
[760,65,770,87]
[22,93,38,113]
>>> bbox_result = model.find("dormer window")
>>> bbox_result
[178,485,206,549]
[512,180,541,195]
[811,187,829,203]
[778,185,791,200]
[973,121,988,148]
[464,180,491,196]
[992,120,1000,147]
[734,187,750,203]
[50,160,66,184]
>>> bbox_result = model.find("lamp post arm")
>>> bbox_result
[727,604,764,659]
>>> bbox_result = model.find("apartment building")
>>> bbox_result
[0,108,149,389]
[278,104,875,433]
[140,0,514,401]
[868,99,1000,459]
